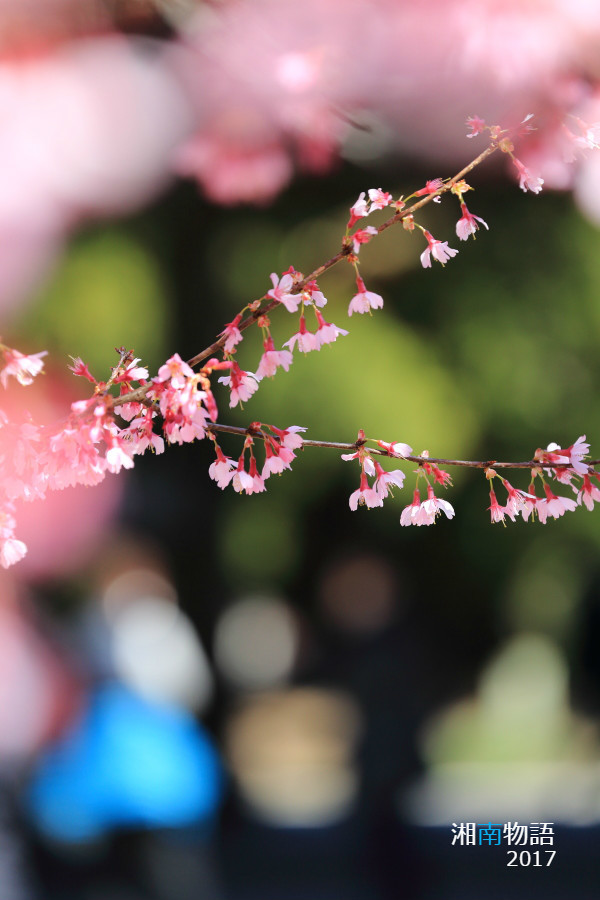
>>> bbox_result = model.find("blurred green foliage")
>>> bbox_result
[16,226,171,380]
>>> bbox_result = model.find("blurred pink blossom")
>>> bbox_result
[0,35,192,316]
[2,0,600,314]
[0,0,111,53]
[0,374,124,579]
[172,0,600,203]
[572,93,600,223]
[0,591,79,759]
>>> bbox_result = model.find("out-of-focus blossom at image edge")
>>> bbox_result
[2,0,600,315]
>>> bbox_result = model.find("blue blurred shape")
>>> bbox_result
[27,682,223,842]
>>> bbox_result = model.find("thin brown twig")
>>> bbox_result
[206,423,599,471]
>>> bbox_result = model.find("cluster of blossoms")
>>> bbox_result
[2,114,598,568]
[486,436,599,525]
[0,345,154,567]
[207,425,305,495]
[338,121,519,281]
[216,267,351,392]
[342,434,410,511]
[343,432,599,529]
[466,114,545,194]
[0,339,309,568]
[343,435,456,527]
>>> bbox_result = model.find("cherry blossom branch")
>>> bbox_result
[187,145,498,366]
[372,143,498,239]
[111,140,499,408]
[206,423,600,469]
[3,113,594,567]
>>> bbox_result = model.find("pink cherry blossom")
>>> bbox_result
[48,421,107,488]
[400,485,454,526]
[437,467,454,487]
[400,488,423,526]
[569,116,600,152]
[420,230,459,268]
[577,473,600,510]
[283,315,320,353]
[352,226,378,255]
[105,442,135,474]
[197,377,219,424]
[377,440,413,458]
[341,447,368,464]
[126,411,165,456]
[0,503,27,569]
[155,353,195,388]
[362,456,376,477]
[0,536,27,569]
[150,367,210,444]
[349,471,383,510]
[0,372,170,569]
[553,466,576,486]
[164,405,208,446]
[455,202,489,240]
[113,390,143,423]
[208,445,236,489]
[540,435,589,475]
[566,435,590,475]
[512,157,544,193]
[113,358,149,385]
[269,425,306,450]
[402,488,442,526]
[537,483,577,522]
[0,347,47,388]
[305,281,328,308]
[347,191,369,229]
[348,275,383,316]
[422,483,455,522]
[248,456,266,493]
[538,442,569,468]
[256,336,293,379]
[218,361,259,407]
[488,487,506,524]
[232,466,255,495]
[418,453,453,487]
[373,461,405,499]
[232,454,264,494]
[501,479,532,521]
[414,178,444,197]
[521,485,540,522]
[314,310,348,347]
[68,357,97,384]
[267,270,302,313]
[466,115,486,138]
[556,115,600,197]
[262,438,296,478]
[220,314,244,353]
[367,188,392,210]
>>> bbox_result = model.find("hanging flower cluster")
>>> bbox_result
[341,431,598,528]
[208,425,305,495]
[1,113,599,568]
[484,437,596,525]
